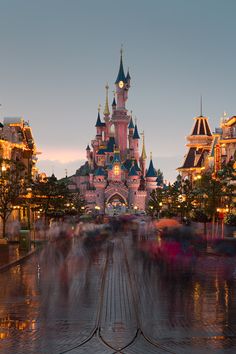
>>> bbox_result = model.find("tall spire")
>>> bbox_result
[115,46,126,84]
[103,83,110,116]
[200,95,203,117]
[141,131,147,160]
[95,104,103,127]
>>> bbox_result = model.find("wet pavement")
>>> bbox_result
[0,233,236,353]
[0,244,30,268]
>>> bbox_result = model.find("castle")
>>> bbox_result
[68,51,158,214]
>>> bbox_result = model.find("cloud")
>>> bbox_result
[37,146,85,164]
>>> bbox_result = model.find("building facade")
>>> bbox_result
[178,112,236,180]
[0,117,38,180]
[68,52,157,214]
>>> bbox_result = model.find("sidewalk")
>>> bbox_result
[0,243,39,271]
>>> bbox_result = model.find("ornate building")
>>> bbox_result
[0,117,38,180]
[69,51,157,213]
[178,110,236,181]
[177,110,213,181]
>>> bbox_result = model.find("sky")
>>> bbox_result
[0,0,236,182]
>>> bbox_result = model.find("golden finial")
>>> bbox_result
[103,83,110,116]
[150,151,152,160]
[112,90,116,97]
[141,131,147,160]
[98,103,101,113]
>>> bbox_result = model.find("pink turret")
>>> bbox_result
[93,167,107,214]
[133,122,140,161]
[127,162,140,209]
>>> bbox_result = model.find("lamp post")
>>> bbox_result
[217,207,229,238]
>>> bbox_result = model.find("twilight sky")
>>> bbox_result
[0,0,235,182]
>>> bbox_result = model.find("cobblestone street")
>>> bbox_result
[1,234,236,353]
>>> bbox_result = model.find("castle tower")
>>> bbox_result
[86,144,91,160]
[146,153,157,202]
[103,84,111,141]
[112,49,130,156]
[140,131,147,176]
[133,121,140,161]
[128,114,134,151]
[93,167,107,213]
[127,162,140,209]
[95,108,104,145]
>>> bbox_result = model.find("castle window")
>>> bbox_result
[114,165,120,176]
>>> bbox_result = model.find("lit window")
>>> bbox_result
[114,165,120,176]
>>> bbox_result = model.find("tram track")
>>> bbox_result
[120,237,176,354]
[59,235,176,354]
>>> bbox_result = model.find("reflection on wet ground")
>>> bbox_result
[0,222,236,353]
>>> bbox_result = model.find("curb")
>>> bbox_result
[0,246,42,273]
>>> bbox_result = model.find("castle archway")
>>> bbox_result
[105,193,127,215]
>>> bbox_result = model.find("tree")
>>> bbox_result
[0,159,25,238]
[156,169,164,187]
[31,174,69,220]
[64,192,86,216]
[148,188,163,217]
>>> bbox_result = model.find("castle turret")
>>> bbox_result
[126,69,131,88]
[93,167,107,214]
[127,161,140,210]
[146,153,157,202]
[133,122,140,161]
[95,108,103,144]
[112,48,130,156]
[115,48,128,109]
[86,144,91,161]
[128,115,135,152]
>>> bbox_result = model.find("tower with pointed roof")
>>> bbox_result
[178,104,213,181]
[140,132,147,176]
[68,50,159,214]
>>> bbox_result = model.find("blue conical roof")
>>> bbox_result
[95,112,101,127]
[126,69,131,81]
[86,144,91,151]
[95,112,104,127]
[128,165,138,176]
[112,97,116,106]
[115,53,127,84]
[146,159,157,178]
[128,117,134,129]
[133,124,140,139]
